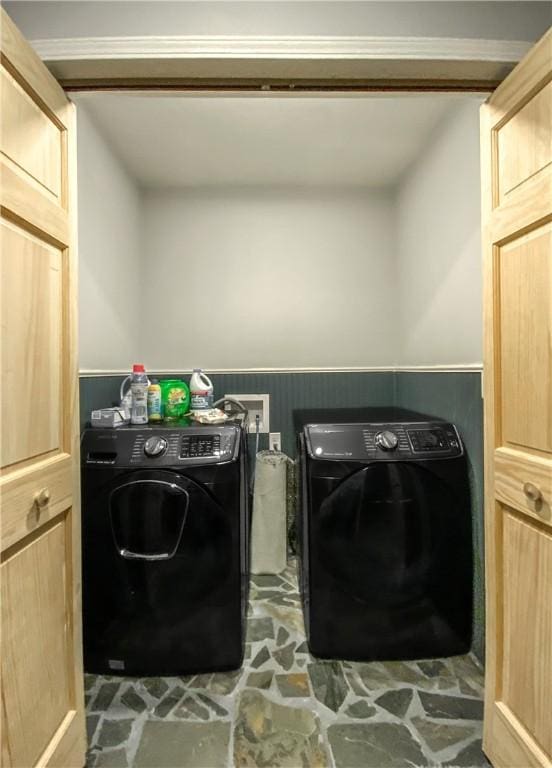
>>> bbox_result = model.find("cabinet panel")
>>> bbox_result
[0,67,62,199]
[502,510,552,758]
[0,219,63,469]
[1,519,73,767]
[1,9,85,766]
[497,80,552,201]
[482,29,552,768]
[498,221,552,454]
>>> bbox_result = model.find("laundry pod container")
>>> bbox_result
[160,379,190,421]
[251,451,288,574]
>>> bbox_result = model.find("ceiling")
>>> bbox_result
[75,93,482,189]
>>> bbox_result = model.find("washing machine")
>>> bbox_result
[295,407,473,661]
[81,423,249,676]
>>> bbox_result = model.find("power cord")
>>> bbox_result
[250,413,261,495]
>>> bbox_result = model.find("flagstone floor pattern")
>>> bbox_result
[85,563,489,767]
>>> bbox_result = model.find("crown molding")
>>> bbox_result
[28,35,530,91]
[31,35,528,87]
[30,35,531,63]
[31,35,530,63]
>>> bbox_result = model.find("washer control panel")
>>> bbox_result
[83,425,240,466]
[306,422,463,461]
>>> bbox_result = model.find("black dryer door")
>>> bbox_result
[309,461,472,657]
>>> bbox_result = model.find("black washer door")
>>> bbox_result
[107,469,232,597]
[83,467,243,674]
[110,475,189,561]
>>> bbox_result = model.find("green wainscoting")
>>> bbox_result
[395,372,484,661]
[79,369,484,661]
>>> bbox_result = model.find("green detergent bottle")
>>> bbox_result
[160,379,190,421]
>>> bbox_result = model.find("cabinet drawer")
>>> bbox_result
[495,447,551,527]
[0,454,73,552]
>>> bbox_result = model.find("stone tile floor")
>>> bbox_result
[85,562,490,767]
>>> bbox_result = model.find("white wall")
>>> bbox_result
[77,105,143,369]
[141,190,397,370]
[395,97,484,367]
[75,96,484,372]
[5,1,551,41]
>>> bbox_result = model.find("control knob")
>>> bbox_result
[375,430,399,451]
[144,436,168,457]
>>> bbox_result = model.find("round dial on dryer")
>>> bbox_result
[375,430,399,451]
[144,436,168,457]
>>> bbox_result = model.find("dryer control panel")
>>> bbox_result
[83,425,240,466]
[305,422,463,461]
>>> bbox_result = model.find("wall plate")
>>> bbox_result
[225,393,270,434]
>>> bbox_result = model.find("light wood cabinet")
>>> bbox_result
[481,28,552,768]
[0,9,86,767]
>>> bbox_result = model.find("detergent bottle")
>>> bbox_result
[130,364,149,424]
[147,379,163,422]
[189,369,214,413]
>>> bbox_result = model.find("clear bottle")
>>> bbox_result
[130,364,149,425]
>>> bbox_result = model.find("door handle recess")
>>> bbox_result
[34,488,50,507]
[523,482,543,503]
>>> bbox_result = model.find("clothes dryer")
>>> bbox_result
[295,408,472,660]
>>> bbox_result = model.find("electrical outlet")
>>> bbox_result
[269,432,281,452]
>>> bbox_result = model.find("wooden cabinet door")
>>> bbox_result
[481,28,552,768]
[0,9,85,768]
